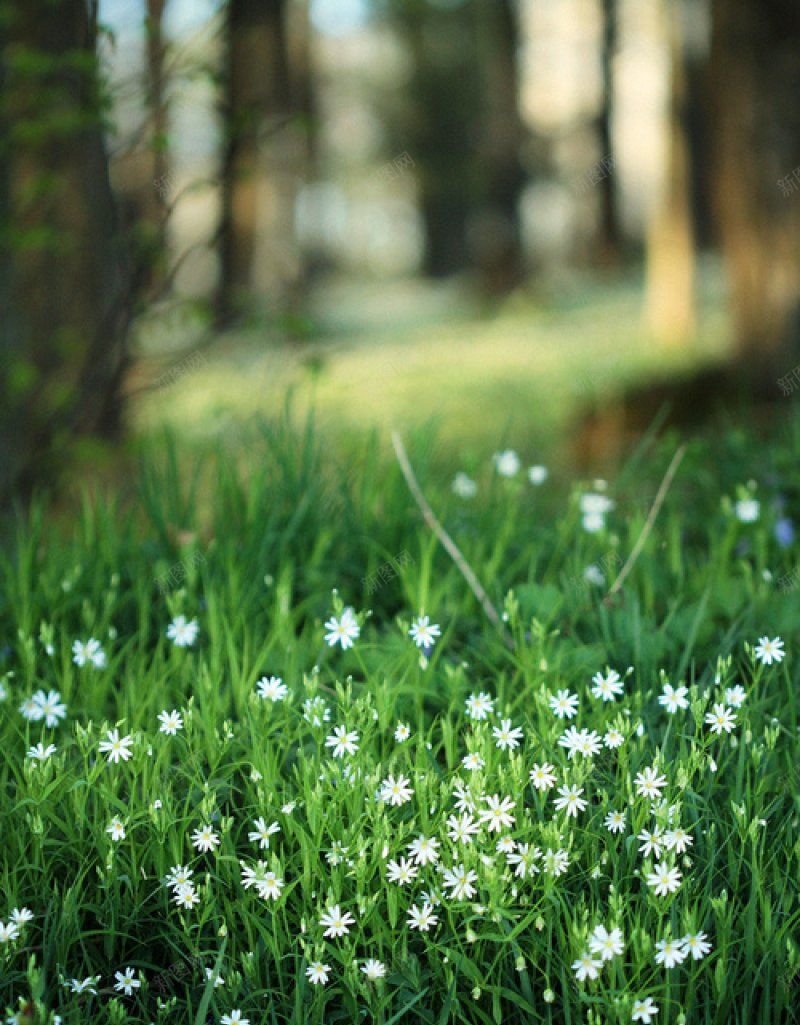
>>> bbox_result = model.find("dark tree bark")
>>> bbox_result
[390,0,526,291]
[0,0,132,500]
[711,0,800,378]
[472,0,526,292]
[217,0,306,325]
[596,0,621,264]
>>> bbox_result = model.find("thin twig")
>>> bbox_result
[391,431,514,648]
[607,443,687,597]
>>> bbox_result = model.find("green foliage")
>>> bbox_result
[0,415,798,1024]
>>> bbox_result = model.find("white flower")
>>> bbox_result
[646,862,682,896]
[559,726,602,759]
[541,847,570,877]
[107,817,126,841]
[324,608,360,649]
[604,810,626,834]
[447,812,480,844]
[394,722,411,742]
[588,924,624,962]
[409,615,441,649]
[461,752,484,771]
[637,827,664,858]
[72,638,106,669]
[221,1012,249,1025]
[529,762,557,791]
[0,921,20,943]
[465,692,494,720]
[654,937,688,968]
[167,615,199,648]
[305,961,330,985]
[256,676,288,702]
[724,684,747,708]
[492,718,523,751]
[10,908,33,926]
[27,742,57,762]
[631,998,659,1023]
[754,636,785,665]
[479,794,516,833]
[442,864,478,900]
[452,472,477,498]
[248,817,280,850]
[496,835,516,854]
[360,958,387,980]
[319,903,355,938]
[173,882,200,908]
[506,843,540,879]
[705,703,736,735]
[407,835,440,866]
[380,774,414,806]
[165,864,193,888]
[386,857,418,885]
[191,825,220,852]
[583,564,606,587]
[553,784,587,818]
[65,976,99,994]
[303,696,330,726]
[664,827,692,854]
[603,727,624,749]
[528,465,548,485]
[113,968,141,995]
[682,931,711,960]
[591,670,624,702]
[157,709,183,735]
[407,901,438,931]
[658,683,689,714]
[572,951,602,981]
[325,725,359,758]
[99,728,134,765]
[548,689,579,719]
[205,967,225,987]
[580,493,615,516]
[735,498,760,523]
[493,450,520,477]
[634,766,667,800]
[241,862,283,900]
[32,689,67,727]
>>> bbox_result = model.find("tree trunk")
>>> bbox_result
[710,0,800,379]
[0,0,132,500]
[596,0,621,264]
[644,0,695,346]
[217,0,305,326]
[473,0,526,293]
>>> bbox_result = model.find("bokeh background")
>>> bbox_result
[2,0,799,502]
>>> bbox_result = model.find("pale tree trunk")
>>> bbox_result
[644,0,695,346]
[217,0,305,325]
[711,0,800,380]
[0,0,132,499]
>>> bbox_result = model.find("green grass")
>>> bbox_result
[134,271,731,459]
[1,411,799,1025]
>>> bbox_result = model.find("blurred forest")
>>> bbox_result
[1,0,800,503]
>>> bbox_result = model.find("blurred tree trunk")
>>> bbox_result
[399,3,475,279]
[644,0,695,346]
[473,0,525,293]
[144,0,169,251]
[596,0,621,264]
[0,0,132,500]
[711,0,800,379]
[217,0,307,326]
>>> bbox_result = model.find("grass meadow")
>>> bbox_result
[1,411,799,1025]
